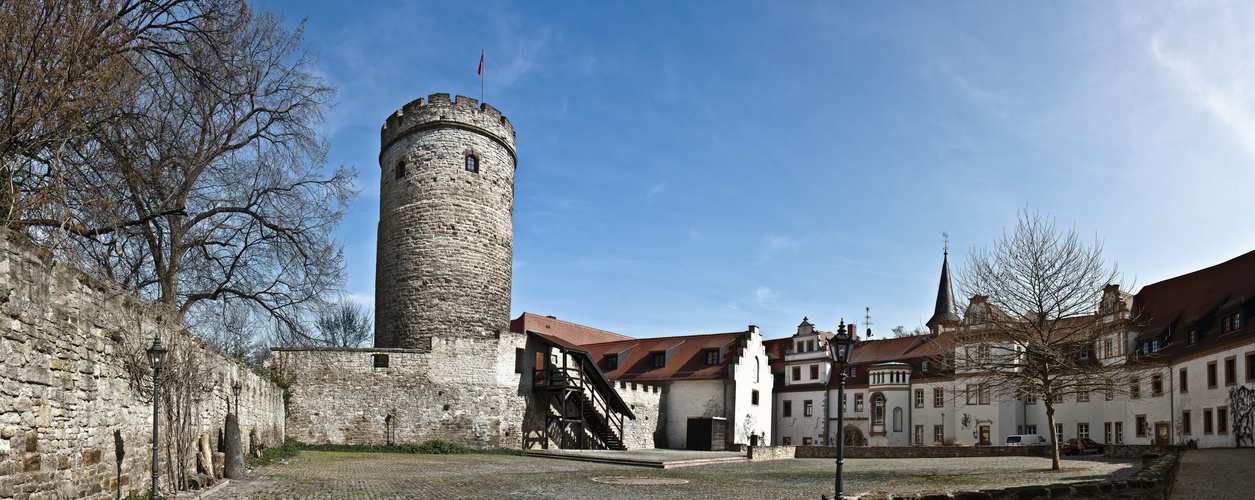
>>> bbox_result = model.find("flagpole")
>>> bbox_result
[480,49,485,106]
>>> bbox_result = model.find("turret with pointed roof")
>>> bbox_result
[926,251,961,333]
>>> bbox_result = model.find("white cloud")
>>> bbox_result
[1150,39,1255,162]
[760,235,801,262]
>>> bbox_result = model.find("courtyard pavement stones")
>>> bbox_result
[1169,448,1255,500]
[200,451,1141,499]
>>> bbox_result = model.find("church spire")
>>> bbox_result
[926,237,960,330]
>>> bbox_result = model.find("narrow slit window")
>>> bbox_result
[396,161,406,179]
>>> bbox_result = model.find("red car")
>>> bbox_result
[1064,438,1104,455]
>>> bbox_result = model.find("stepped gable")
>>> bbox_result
[582,331,748,382]
[510,312,634,345]
[1132,248,1255,357]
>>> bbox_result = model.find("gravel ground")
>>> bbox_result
[199,451,1140,499]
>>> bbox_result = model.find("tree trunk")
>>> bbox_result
[1045,402,1060,470]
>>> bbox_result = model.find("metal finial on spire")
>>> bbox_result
[943,231,950,255]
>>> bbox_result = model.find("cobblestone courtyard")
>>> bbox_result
[200,452,1140,499]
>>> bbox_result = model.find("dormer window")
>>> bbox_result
[703,350,719,366]
[1187,328,1198,346]
[465,152,480,173]
[1221,312,1242,334]
[606,355,619,370]
[651,352,665,368]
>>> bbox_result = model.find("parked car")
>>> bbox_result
[1063,438,1104,455]
[1005,434,1048,446]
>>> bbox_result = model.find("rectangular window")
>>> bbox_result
[915,425,924,445]
[792,366,801,381]
[1219,407,1229,434]
[804,400,814,417]
[782,437,792,445]
[966,385,977,405]
[915,389,924,408]
[979,384,991,405]
[934,425,943,444]
[651,352,666,368]
[1130,378,1140,399]
[803,437,812,445]
[1105,389,1114,401]
[606,354,618,370]
[1204,409,1214,434]
[1183,410,1192,435]
[1104,422,1112,444]
[934,388,944,408]
[1208,361,1218,388]
[1136,415,1148,437]
[808,340,815,351]
[371,353,390,369]
[1152,374,1163,396]
[783,400,792,417]
[810,364,819,379]
[1225,357,1237,386]
[1248,352,1255,382]
[1221,312,1242,334]
[1077,390,1089,402]
[1077,423,1089,439]
[1052,392,1063,403]
[1187,328,1198,345]
[1026,395,1037,404]
[1104,339,1113,358]
[1115,422,1123,443]
[1180,368,1188,393]
[855,393,864,412]
[515,348,525,373]
[704,350,719,366]
[1055,423,1063,445]
[751,390,760,406]
[1026,424,1037,435]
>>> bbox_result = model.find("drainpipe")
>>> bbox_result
[1168,364,1174,445]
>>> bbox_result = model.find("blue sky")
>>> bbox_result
[262,0,1255,340]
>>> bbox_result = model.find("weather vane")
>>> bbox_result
[942,231,950,255]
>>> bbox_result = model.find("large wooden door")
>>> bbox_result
[1155,423,1170,445]
[979,426,991,446]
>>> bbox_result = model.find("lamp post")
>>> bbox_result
[146,337,168,500]
[827,320,854,500]
[232,380,242,418]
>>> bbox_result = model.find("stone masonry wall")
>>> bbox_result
[375,93,516,349]
[273,331,532,448]
[0,230,284,500]
[613,381,665,449]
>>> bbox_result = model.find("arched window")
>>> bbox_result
[872,394,885,425]
[396,160,406,179]
[465,153,479,173]
[893,407,903,432]
[755,357,760,383]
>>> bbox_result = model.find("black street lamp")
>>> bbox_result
[827,320,854,500]
[232,380,242,418]
[146,336,168,500]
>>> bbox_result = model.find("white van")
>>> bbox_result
[1004,434,1047,446]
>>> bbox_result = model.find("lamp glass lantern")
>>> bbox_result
[829,325,853,365]
[147,338,168,370]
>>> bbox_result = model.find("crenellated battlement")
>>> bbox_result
[380,93,515,159]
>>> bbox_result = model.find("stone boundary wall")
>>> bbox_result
[272,332,533,448]
[613,381,664,449]
[1101,444,1185,459]
[1,230,284,500]
[793,445,1052,459]
[748,445,796,461]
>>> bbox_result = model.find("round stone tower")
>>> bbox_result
[375,93,516,349]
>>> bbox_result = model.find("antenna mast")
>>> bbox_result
[864,306,873,338]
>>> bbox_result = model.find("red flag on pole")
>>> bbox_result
[478,50,484,75]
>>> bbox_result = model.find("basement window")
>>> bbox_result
[371,354,390,369]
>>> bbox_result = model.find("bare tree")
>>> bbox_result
[948,209,1125,470]
[3,0,354,344]
[312,299,373,348]
[891,325,929,338]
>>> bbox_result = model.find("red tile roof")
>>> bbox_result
[583,331,750,382]
[1131,248,1255,357]
[510,312,635,344]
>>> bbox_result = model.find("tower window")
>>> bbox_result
[465,153,479,173]
[396,161,406,179]
[371,354,390,369]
